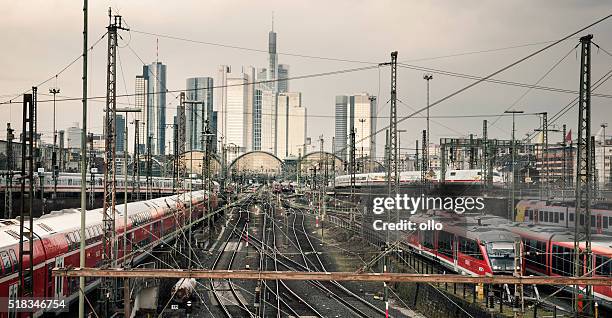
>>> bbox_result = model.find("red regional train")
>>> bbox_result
[403,212,522,276]
[0,190,217,317]
[507,224,612,307]
[516,199,612,235]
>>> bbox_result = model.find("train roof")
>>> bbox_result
[0,190,209,250]
[409,211,520,242]
[505,223,612,252]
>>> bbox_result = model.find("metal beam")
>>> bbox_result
[53,268,612,286]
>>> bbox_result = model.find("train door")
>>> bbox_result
[596,214,603,234]
[47,261,55,297]
[453,238,458,272]
[54,256,64,299]
[8,283,17,318]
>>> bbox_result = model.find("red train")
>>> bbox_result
[516,199,612,234]
[404,212,522,276]
[0,190,217,317]
[508,224,612,307]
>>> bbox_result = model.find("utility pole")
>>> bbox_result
[5,123,14,219]
[204,120,213,240]
[482,120,489,186]
[601,123,608,188]
[421,130,427,183]
[505,110,523,222]
[50,86,60,199]
[88,133,95,209]
[100,9,128,316]
[133,119,140,200]
[424,74,433,171]
[78,5,88,316]
[19,94,35,299]
[574,34,593,317]
[384,51,399,318]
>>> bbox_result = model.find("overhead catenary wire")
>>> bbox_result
[0,31,108,105]
[338,14,612,158]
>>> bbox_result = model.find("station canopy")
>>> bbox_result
[230,151,282,176]
[180,151,222,176]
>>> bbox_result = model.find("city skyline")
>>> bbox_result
[1,1,612,159]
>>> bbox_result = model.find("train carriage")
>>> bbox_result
[0,190,217,318]
[404,212,521,276]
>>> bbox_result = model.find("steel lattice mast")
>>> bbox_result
[100,9,127,316]
[573,34,593,316]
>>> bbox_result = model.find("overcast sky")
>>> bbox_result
[1,1,612,157]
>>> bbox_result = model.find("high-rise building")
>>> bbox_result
[261,90,277,154]
[116,114,125,153]
[268,26,278,92]
[350,93,377,160]
[185,77,214,151]
[66,123,82,150]
[334,96,349,159]
[142,62,167,155]
[334,93,377,160]
[253,89,263,151]
[278,64,289,93]
[286,92,306,157]
[216,66,254,156]
[135,75,148,153]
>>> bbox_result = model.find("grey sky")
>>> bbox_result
[1,1,612,157]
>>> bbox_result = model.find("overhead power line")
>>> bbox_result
[1,32,108,105]
[339,14,612,157]
[0,64,382,105]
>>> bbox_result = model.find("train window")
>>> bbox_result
[543,211,549,222]
[604,216,609,229]
[595,255,611,276]
[554,212,559,224]
[591,215,595,227]
[539,211,544,221]
[580,214,585,226]
[559,213,564,221]
[9,250,17,273]
[459,237,483,260]
[551,245,573,276]
[450,172,456,176]
[438,231,453,258]
[0,252,11,276]
[570,213,574,222]
[422,231,434,249]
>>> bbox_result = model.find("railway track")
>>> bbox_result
[210,209,254,317]
[254,198,324,317]
[288,209,386,317]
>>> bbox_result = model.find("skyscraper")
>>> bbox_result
[135,75,148,153]
[185,77,214,151]
[285,92,306,157]
[350,93,377,160]
[268,25,278,92]
[116,114,125,153]
[278,64,289,93]
[216,66,254,155]
[253,89,263,151]
[334,96,349,159]
[334,93,377,160]
[143,62,167,155]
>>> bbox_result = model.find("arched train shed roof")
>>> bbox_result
[229,151,283,175]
